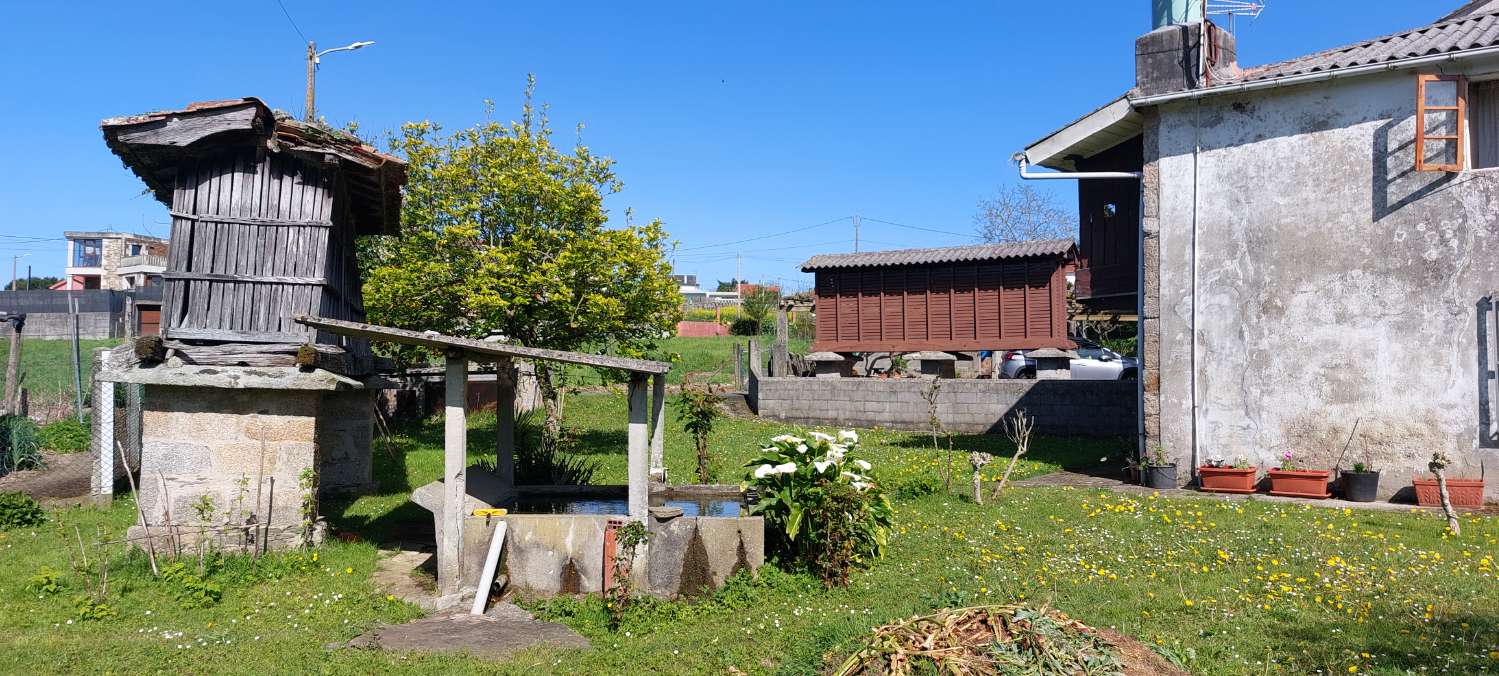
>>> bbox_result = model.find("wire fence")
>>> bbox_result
[0,337,138,502]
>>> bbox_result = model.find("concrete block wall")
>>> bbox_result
[751,376,1136,436]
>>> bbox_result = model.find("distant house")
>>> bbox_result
[800,240,1076,353]
[53,231,167,290]
[1020,1,1499,490]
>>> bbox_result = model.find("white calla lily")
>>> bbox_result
[854,459,872,471]
[753,464,776,479]
[773,462,797,474]
[838,430,859,444]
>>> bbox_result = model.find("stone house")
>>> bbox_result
[57,230,168,290]
[1021,1,1499,495]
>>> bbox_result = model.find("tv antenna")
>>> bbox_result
[1206,1,1266,31]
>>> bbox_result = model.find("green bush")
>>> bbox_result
[744,430,894,588]
[728,317,760,336]
[0,415,43,473]
[38,418,89,454]
[0,491,45,530]
[681,308,721,323]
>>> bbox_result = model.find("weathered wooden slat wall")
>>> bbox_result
[810,258,1072,353]
[165,150,364,345]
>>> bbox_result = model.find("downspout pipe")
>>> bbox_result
[1014,156,1146,460]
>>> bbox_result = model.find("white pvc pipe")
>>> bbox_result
[1017,158,1141,180]
[469,520,508,616]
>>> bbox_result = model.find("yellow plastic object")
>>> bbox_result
[472,508,509,517]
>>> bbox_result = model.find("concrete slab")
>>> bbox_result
[342,604,589,661]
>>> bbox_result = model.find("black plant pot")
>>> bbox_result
[1340,470,1380,503]
[1144,464,1177,490]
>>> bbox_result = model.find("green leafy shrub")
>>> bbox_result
[675,380,724,483]
[744,430,894,587]
[728,317,760,336]
[0,491,44,529]
[27,567,62,595]
[38,418,89,454]
[0,415,43,473]
[72,595,117,621]
[681,308,722,323]
[890,474,942,501]
[476,410,599,485]
[161,561,223,608]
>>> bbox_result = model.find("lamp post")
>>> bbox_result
[305,40,375,121]
[10,254,28,291]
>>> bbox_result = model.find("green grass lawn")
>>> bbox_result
[559,335,810,387]
[1,393,1496,674]
[0,337,121,408]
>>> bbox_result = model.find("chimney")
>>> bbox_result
[1135,9,1238,97]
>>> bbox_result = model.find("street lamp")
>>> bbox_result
[305,40,376,121]
[10,254,29,291]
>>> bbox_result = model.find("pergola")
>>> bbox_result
[294,315,671,595]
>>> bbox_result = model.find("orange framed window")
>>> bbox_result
[1416,74,1467,172]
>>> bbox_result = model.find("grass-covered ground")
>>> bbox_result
[560,335,810,386]
[0,337,120,409]
[1,392,1495,674]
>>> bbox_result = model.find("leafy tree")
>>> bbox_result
[714,279,740,293]
[974,184,1075,243]
[363,78,681,444]
[738,285,780,334]
[7,276,60,291]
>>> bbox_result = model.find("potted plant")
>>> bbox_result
[1199,456,1258,494]
[1339,460,1380,503]
[1142,447,1176,490]
[1413,473,1486,509]
[1267,451,1331,499]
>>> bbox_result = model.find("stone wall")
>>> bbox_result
[125,378,374,551]
[750,374,1137,437]
[1145,65,1499,496]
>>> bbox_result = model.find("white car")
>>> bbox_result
[998,337,1138,380]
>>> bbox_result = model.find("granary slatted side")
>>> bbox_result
[103,97,402,356]
[809,257,1071,353]
[167,150,333,343]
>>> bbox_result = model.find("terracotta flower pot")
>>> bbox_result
[1198,466,1258,494]
[1413,477,1486,508]
[1266,468,1331,499]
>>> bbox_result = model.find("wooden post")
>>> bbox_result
[649,373,666,482]
[2,316,20,415]
[440,353,469,596]
[627,374,649,521]
[772,305,790,376]
[733,342,744,390]
[494,356,516,490]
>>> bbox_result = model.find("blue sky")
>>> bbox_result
[0,1,1447,288]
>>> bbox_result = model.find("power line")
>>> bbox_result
[274,0,309,44]
[673,216,850,252]
[672,238,853,259]
[861,216,983,241]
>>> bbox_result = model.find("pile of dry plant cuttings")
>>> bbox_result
[833,604,1187,676]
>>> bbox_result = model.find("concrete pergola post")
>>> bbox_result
[440,352,469,596]
[627,373,650,521]
[494,356,516,489]
[649,373,666,482]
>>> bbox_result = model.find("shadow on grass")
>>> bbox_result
[563,429,628,456]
